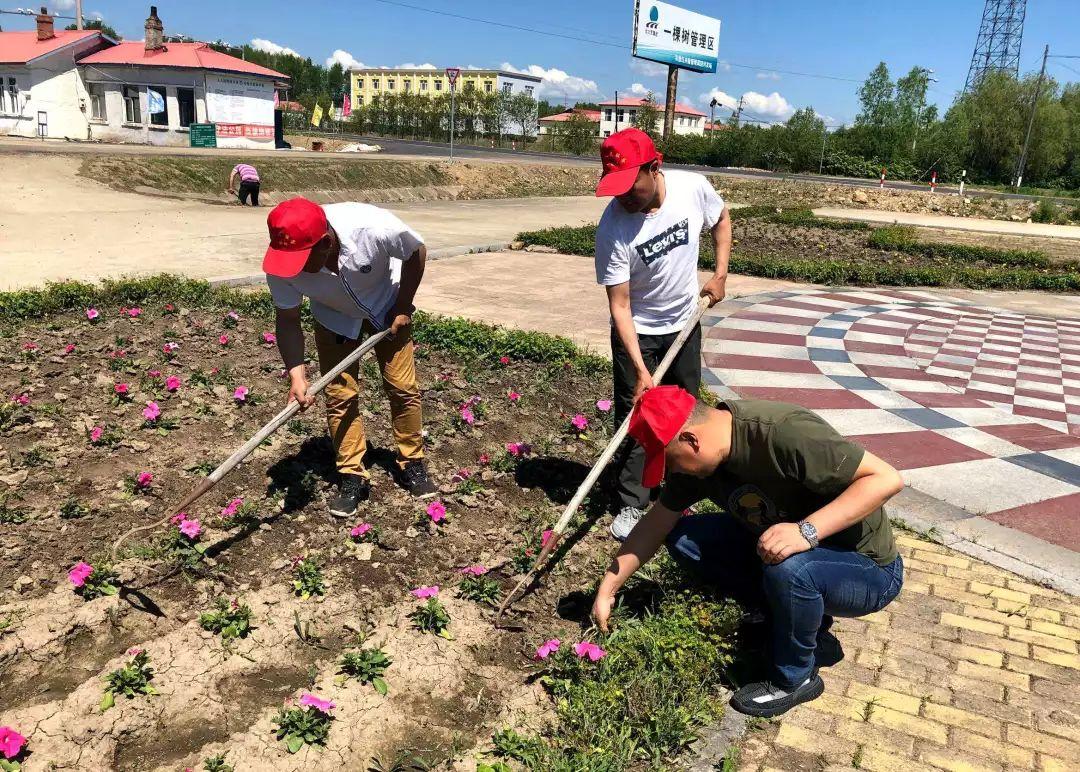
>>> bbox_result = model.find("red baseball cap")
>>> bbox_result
[628,385,697,488]
[595,127,662,197]
[263,197,328,278]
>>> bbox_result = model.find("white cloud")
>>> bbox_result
[628,82,650,96]
[717,60,732,72]
[630,58,667,77]
[88,11,105,21]
[394,62,437,70]
[52,0,75,9]
[500,62,601,100]
[756,71,781,81]
[325,49,363,69]
[251,38,301,58]
[699,88,739,111]
[741,91,795,120]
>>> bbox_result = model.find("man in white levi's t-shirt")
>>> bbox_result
[262,197,437,519]
[593,128,732,541]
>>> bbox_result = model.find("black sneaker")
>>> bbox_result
[397,460,437,498]
[815,629,845,668]
[730,672,825,717]
[329,474,369,519]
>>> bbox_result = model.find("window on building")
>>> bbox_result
[524,85,534,97]
[176,87,195,128]
[464,81,474,91]
[387,79,395,90]
[484,81,492,93]
[357,78,364,89]
[502,83,512,95]
[603,130,611,137]
[87,83,106,120]
[628,111,636,121]
[616,109,625,122]
[434,79,442,91]
[420,80,428,91]
[1,76,19,114]
[122,85,141,124]
[372,79,380,90]
[404,80,411,92]
[148,87,169,126]
[356,95,364,105]
[604,109,612,121]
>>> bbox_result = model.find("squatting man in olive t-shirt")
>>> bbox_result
[591,386,905,718]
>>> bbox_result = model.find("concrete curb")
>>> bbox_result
[204,242,510,289]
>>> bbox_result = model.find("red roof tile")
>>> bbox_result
[78,41,287,79]
[598,97,706,117]
[0,30,100,64]
[539,109,601,123]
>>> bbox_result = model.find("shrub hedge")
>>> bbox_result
[0,275,608,373]
[867,226,1058,269]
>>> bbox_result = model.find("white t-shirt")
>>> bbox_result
[595,169,725,335]
[267,203,424,339]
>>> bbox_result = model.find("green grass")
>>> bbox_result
[489,558,741,770]
[0,275,607,374]
[516,219,1080,293]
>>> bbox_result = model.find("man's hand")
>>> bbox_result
[389,313,412,338]
[287,374,315,411]
[700,275,727,307]
[591,589,616,633]
[633,369,655,402]
[757,522,812,565]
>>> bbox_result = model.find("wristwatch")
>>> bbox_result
[799,521,819,549]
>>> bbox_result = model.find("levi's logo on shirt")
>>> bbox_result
[635,219,689,266]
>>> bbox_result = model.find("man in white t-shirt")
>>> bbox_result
[593,127,731,540]
[262,197,436,518]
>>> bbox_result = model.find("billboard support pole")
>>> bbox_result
[663,65,678,139]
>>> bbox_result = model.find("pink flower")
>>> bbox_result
[86,307,100,321]
[506,442,531,457]
[478,453,491,465]
[136,471,153,489]
[262,332,277,345]
[218,334,230,346]
[147,369,162,378]
[220,498,243,518]
[596,399,612,413]
[165,375,181,392]
[179,518,201,539]
[541,529,554,548]
[68,561,93,588]
[163,342,180,353]
[64,343,76,354]
[534,638,561,660]
[142,401,161,422]
[350,522,372,539]
[460,565,487,576]
[299,692,336,714]
[571,414,589,431]
[507,390,521,402]
[89,426,104,443]
[411,585,439,599]
[226,311,240,322]
[127,307,142,318]
[574,641,607,661]
[163,303,177,314]
[426,500,447,523]
[0,725,27,761]
[126,647,143,656]
[11,393,30,406]
[114,383,129,395]
[450,468,471,483]
[499,356,511,365]
[233,386,249,402]
[170,512,188,525]
[460,406,475,425]
[21,341,38,351]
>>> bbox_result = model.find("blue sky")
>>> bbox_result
[11,1,1080,124]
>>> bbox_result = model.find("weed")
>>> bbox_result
[287,419,310,436]
[338,647,392,695]
[292,557,325,599]
[101,650,157,711]
[719,745,740,772]
[20,446,50,468]
[186,459,217,477]
[199,598,254,641]
[1031,200,1060,223]
[59,497,90,519]
[273,703,332,754]
[409,598,453,639]
[0,494,29,524]
[852,745,864,769]
[458,575,502,606]
[293,611,323,647]
[202,754,233,772]
[861,696,880,722]
[367,750,431,772]
[455,475,485,496]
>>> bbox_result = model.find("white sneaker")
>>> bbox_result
[610,506,645,541]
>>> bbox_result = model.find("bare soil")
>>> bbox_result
[0,303,625,770]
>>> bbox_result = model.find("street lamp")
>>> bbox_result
[912,68,937,151]
[709,97,718,140]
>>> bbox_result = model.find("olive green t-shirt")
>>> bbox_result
[660,400,899,566]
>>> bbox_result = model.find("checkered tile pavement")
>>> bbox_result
[702,288,1080,553]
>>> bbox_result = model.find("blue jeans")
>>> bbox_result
[666,513,904,689]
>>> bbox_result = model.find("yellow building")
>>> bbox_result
[349,67,541,108]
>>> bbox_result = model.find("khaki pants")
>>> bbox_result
[314,321,424,477]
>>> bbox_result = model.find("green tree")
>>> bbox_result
[632,92,662,138]
[557,113,598,155]
[65,19,120,39]
[782,107,826,172]
[507,92,537,141]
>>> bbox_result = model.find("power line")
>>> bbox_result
[724,61,862,83]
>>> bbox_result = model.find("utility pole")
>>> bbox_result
[75,0,83,29]
[663,65,678,139]
[709,97,717,141]
[614,90,619,132]
[733,96,744,128]
[1014,44,1049,191]
[911,67,937,151]
[819,127,828,174]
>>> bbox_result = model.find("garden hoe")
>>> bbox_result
[110,329,393,576]
[496,296,711,624]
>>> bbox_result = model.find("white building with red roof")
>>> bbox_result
[537,108,601,136]
[598,97,707,137]
[0,5,288,148]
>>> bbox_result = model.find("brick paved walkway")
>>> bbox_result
[735,533,1080,772]
[702,289,1080,555]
